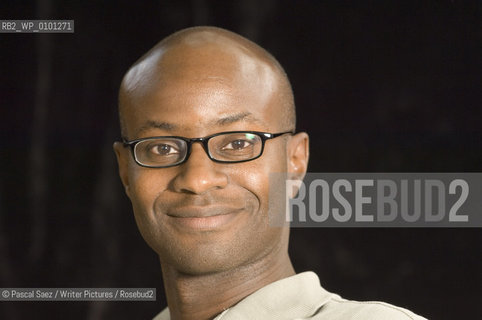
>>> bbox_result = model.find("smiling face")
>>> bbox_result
[114,28,308,275]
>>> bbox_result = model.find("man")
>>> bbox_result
[113,26,425,320]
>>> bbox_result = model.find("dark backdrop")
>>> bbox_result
[1,1,481,319]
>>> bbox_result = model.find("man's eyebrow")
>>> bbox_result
[135,120,178,136]
[214,112,265,126]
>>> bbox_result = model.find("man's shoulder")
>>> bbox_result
[313,294,427,320]
[280,272,427,320]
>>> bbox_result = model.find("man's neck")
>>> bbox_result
[160,251,295,320]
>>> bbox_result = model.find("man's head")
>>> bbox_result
[114,26,309,275]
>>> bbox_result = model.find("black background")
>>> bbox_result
[1,1,481,319]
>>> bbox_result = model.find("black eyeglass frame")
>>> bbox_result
[122,130,295,168]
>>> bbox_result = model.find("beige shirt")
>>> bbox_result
[153,272,427,320]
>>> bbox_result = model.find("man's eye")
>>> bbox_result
[150,144,180,155]
[222,139,252,150]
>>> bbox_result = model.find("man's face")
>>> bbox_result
[115,42,299,275]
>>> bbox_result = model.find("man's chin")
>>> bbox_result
[160,252,241,276]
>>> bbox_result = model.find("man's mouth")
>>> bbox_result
[167,206,243,230]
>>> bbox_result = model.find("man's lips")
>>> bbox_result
[167,206,242,218]
[166,206,243,230]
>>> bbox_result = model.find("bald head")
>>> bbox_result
[118,26,295,139]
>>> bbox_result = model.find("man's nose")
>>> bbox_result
[172,143,228,194]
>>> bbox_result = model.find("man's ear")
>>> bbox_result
[287,132,309,181]
[113,141,131,197]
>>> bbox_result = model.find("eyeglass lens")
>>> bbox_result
[134,132,263,167]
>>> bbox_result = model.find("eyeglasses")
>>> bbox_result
[122,130,294,168]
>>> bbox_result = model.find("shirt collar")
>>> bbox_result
[213,271,333,319]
